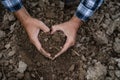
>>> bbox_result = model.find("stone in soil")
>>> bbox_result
[40,77,44,80]
[4,61,9,66]
[39,31,66,57]
[115,70,120,78]
[7,77,17,80]
[24,72,31,80]
[5,43,11,49]
[108,71,115,78]
[86,62,107,80]
[106,20,117,35]
[113,38,120,53]
[59,1,64,8]
[16,73,24,79]
[0,30,6,38]
[0,72,2,80]
[114,58,120,63]
[8,50,15,57]
[0,53,3,59]
[118,62,120,69]
[68,64,75,72]
[108,66,114,70]
[17,61,27,73]
[105,77,113,80]
[94,30,108,44]
[36,62,40,66]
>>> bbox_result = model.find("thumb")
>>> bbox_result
[32,38,52,59]
[54,38,72,59]
[31,38,42,51]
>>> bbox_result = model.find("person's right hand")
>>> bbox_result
[51,16,83,60]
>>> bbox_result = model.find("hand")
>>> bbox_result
[14,7,52,59]
[51,16,83,60]
[23,17,52,59]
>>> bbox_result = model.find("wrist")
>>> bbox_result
[70,15,83,29]
[14,7,31,25]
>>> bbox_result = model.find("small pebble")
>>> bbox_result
[0,53,3,59]
[31,73,35,78]
[5,43,11,49]
[9,59,14,64]
[8,50,15,57]
[105,77,113,80]
[40,77,44,80]
[4,61,9,66]
[59,1,64,8]
[9,65,13,70]
[28,67,33,71]
[92,59,97,64]
[108,71,115,78]
[17,61,27,73]
[0,72,2,79]
[37,62,40,66]
[81,55,87,62]
[109,66,114,70]
[0,30,6,38]
[52,74,56,80]
[94,30,108,44]
[118,62,120,69]
[16,73,24,79]
[69,64,75,71]
[8,77,17,80]
[113,38,120,53]
[44,38,48,42]
[64,77,69,80]
[24,72,31,80]
[115,70,120,78]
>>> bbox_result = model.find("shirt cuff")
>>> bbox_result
[75,0,103,22]
[1,0,23,12]
[75,3,94,22]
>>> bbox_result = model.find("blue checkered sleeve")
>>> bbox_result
[75,0,103,21]
[1,0,23,12]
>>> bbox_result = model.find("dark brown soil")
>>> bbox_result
[39,31,66,57]
[0,0,120,80]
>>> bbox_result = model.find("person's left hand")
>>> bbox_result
[14,7,52,59]
[51,16,83,60]
[23,17,53,59]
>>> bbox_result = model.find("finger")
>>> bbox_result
[38,21,50,33]
[54,39,72,59]
[39,47,52,59]
[51,26,57,34]
[31,38,52,59]
[51,25,61,34]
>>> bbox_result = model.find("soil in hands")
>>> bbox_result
[39,31,66,57]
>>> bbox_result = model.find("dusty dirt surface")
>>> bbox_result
[0,0,120,80]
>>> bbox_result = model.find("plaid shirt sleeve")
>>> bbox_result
[1,0,23,12]
[75,0,103,21]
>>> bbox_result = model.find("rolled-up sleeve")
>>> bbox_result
[1,0,23,12]
[75,0,103,21]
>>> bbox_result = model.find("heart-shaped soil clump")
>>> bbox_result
[39,31,66,57]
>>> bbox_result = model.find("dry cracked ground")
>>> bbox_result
[0,0,120,80]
